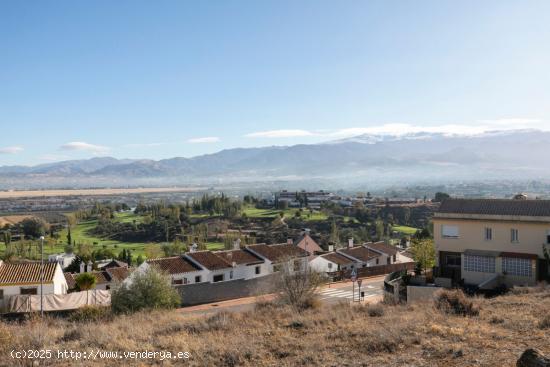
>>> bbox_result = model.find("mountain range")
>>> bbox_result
[1,129,549,189]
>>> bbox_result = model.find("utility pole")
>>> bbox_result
[40,235,45,318]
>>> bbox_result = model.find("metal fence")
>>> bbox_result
[328,262,415,281]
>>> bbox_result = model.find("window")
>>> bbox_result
[444,254,461,267]
[484,227,492,241]
[0,290,3,300]
[464,255,495,273]
[229,270,233,279]
[442,225,459,238]
[20,287,38,295]
[546,230,550,244]
[511,229,519,243]
[184,277,188,284]
[195,275,202,283]
[255,266,261,275]
[327,262,333,269]
[172,279,183,285]
[105,285,111,290]
[393,255,397,262]
[502,257,532,277]
[213,274,224,282]
[386,257,390,265]
[376,259,379,265]
[293,260,301,271]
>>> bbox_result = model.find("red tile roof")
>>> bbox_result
[294,234,323,255]
[105,267,132,282]
[247,243,308,263]
[214,249,264,266]
[321,252,354,265]
[0,262,58,285]
[186,251,233,270]
[338,246,380,263]
[364,241,398,256]
[147,256,201,274]
[64,272,76,289]
[437,198,550,217]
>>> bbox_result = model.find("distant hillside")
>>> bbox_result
[1,129,550,188]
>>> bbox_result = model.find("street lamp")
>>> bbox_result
[40,235,44,318]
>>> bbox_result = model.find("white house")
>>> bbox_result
[0,260,68,311]
[246,243,309,273]
[363,241,412,264]
[185,251,235,283]
[138,256,207,285]
[309,252,355,273]
[214,249,268,280]
[337,244,385,268]
[48,253,76,269]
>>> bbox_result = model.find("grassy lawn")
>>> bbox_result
[242,206,328,221]
[392,225,419,235]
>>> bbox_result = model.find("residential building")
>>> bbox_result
[65,266,132,291]
[214,249,267,280]
[140,256,206,285]
[363,241,412,264]
[433,198,550,288]
[292,232,323,255]
[185,251,235,283]
[337,245,384,268]
[246,243,309,272]
[0,260,68,310]
[48,253,76,269]
[309,252,355,273]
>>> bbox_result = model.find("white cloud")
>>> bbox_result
[187,137,220,144]
[244,118,549,140]
[0,146,24,154]
[244,129,315,138]
[59,141,110,154]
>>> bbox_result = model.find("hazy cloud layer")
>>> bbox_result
[0,146,23,154]
[245,118,548,139]
[59,141,110,154]
[187,137,220,143]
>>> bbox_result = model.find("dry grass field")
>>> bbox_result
[0,215,34,227]
[0,187,203,199]
[1,286,549,366]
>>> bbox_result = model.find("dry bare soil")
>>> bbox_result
[1,287,549,366]
[0,215,33,227]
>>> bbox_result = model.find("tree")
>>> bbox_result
[275,258,324,311]
[329,219,340,248]
[111,266,180,314]
[434,192,450,202]
[136,254,145,265]
[67,226,72,245]
[411,239,435,274]
[145,244,163,259]
[21,218,47,239]
[75,272,97,291]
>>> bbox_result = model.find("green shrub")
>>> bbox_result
[111,266,180,314]
[434,289,480,317]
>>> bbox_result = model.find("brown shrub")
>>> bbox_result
[538,314,550,329]
[68,306,113,323]
[434,289,480,317]
[366,303,385,317]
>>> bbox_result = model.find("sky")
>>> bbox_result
[1,0,550,166]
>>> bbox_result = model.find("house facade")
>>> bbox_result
[0,260,68,311]
[434,198,550,288]
[309,252,355,273]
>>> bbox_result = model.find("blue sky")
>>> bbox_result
[1,1,549,165]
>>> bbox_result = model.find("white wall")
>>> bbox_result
[309,257,338,273]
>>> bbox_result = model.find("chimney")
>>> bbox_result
[79,261,85,273]
[233,238,241,250]
[190,243,198,253]
[287,238,293,245]
[348,238,354,248]
[87,261,93,272]
[328,245,334,252]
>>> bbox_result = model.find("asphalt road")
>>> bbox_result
[318,279,384,305]
[180,277,385,315]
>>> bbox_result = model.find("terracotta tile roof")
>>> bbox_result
[101,260,128,269]
[214,249,264,266]
[338,246,380,263]
[105,267,132,282]
[0,262,58,285]
[247,243,308,263]
[90,271,110,284]
[186,251,232,270]
[437,199,550,217]
[321,252,354,265]
[364,241,398,256]
[294,234,323,255]
[147,256,201,274]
